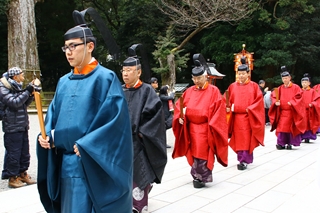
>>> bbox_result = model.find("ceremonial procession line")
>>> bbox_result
[0,114,320,213]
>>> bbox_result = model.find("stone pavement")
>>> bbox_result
[1,115,320,212]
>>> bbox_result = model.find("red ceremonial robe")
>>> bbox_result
[301,88,320,134]
[227,80,265,154]
[172,84,228,170]
[269,83,305,136]
[313,84,320,93]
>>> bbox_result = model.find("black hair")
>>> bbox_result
[159,85,168,95]
[81,36,97,50]
[149,77,158,84]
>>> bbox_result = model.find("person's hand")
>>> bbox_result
[179,118,184,125]
[309,103,313,107]
[38,135,51,149]
[31,78,42,92]
[288,102,291,106]
[275,101,280,106]
[226,107,230,113]
[264,87,269,92]
[74,144,81,157]
[33,85,42,93]
[25,84,34,94]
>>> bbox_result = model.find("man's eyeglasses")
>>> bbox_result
[61,43,85,52]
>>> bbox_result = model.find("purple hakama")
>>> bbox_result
[277,132,302,146]
[301,130,317,141]
[237,150,253,164]
[132,181,152,213]
[190,158,213,183]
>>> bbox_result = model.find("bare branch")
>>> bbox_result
[273,1,279,19]
[156,0,259,42]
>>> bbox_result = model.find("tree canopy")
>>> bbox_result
[1,0,319,92]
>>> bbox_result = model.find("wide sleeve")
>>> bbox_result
[269,88,280,132]
[172,91,191,159]
[75,80,133,213]
[36,92,61,213]
[138,89,167,184]
[289,90,306,136]
[39,75,133,213]
[208,92,228,167]
[309,91,320,134]
[247,84,265,153]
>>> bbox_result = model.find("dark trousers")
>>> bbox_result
[265,108,270,123]
[1,131,30,179]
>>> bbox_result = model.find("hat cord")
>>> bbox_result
[76,27,87,73]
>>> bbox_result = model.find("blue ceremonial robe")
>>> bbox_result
[37,64,133,213]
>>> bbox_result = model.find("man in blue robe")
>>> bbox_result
[121,56,167,213]
[37,24,133,213]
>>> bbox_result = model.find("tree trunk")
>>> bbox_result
[7,0,40,85]
[164,53,175,92]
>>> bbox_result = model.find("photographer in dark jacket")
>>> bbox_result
[0,67,36,188]
[159,85,174,148]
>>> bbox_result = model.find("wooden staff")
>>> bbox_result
[225,90,231,124]
[225,90,230,108]
[34,92,46,136]
[179,96,184,119]
[33,79,54,148]
[274,88,279,101]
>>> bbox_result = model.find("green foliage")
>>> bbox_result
[0,0,9,15]
[258,9,272,23]
[275,18,290,30]
[3,0,319,91]
[196,0,320,89]
[35,0,79,90]
[73,0,169,80]
[152,27,189,75]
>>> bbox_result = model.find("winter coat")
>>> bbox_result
[0,77,33,133]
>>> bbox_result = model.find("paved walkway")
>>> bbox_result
[1,122,320,212]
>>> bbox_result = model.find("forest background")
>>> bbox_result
[0,0,319,93]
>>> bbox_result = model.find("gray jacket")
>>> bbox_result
[0,77,33,133]
[264,91,272,109]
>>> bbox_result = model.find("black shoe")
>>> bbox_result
[286,144,292,150]
[305,139,310,143]
[237,163,247,170]
[166,144,171,148]
[276,144,285,150]
[132,208,139,213]
[193,179,205,188]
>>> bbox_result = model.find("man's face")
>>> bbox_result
[237,71,249,83]
[63,38,93,67]
[282,76,291,85]
[122,65,141,87]
[301,80,310,89]
[13,70,24,83]
[260,82,265,88]
[151,81,158,89]
[192,74,207,88]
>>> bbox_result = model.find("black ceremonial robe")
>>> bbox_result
[123,82,167,189]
